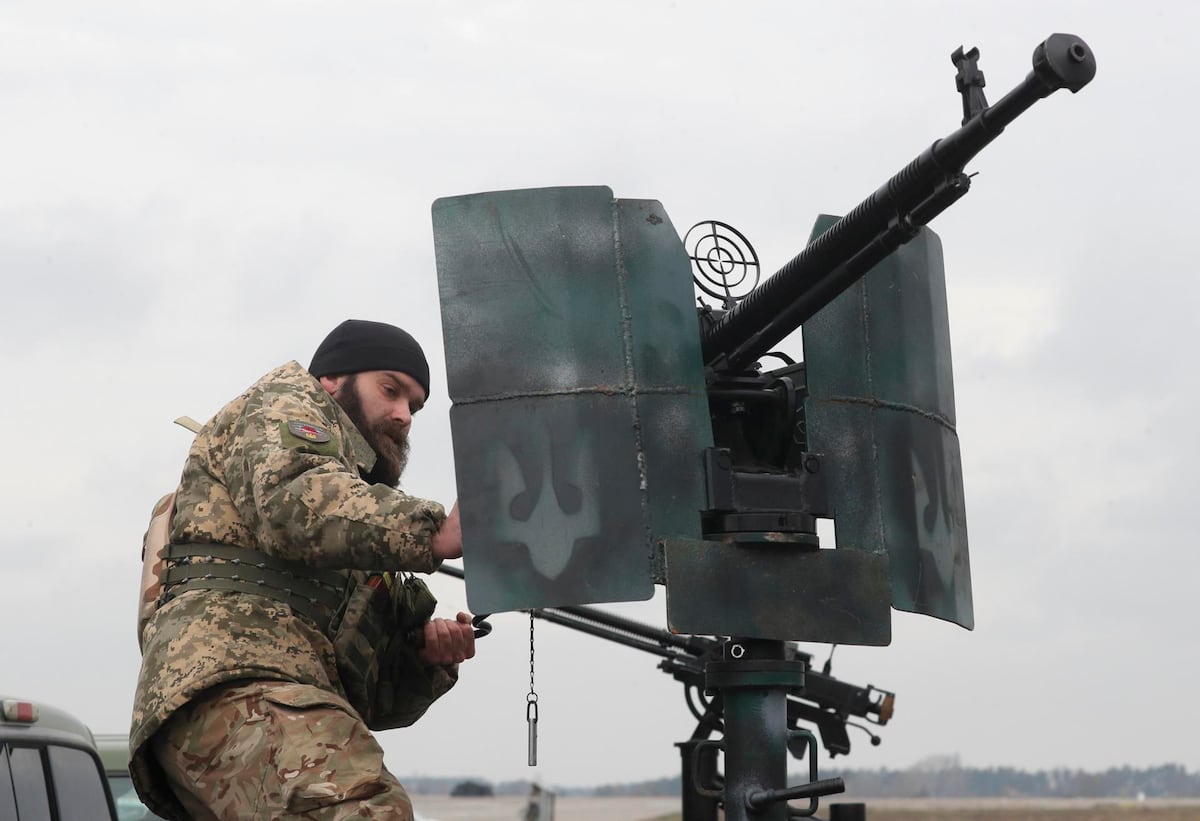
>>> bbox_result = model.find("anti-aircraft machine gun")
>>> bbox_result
[432,34,1096,821]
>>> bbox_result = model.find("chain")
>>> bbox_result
[528,612,537,697]
[526,611,538,766]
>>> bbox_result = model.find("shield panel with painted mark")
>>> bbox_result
[433,186,711,613]
[802,214,973,629]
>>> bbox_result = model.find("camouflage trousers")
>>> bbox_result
[152,679,414,820]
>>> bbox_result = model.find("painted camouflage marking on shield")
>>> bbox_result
[433,186,711,613]
[802,215,973,629]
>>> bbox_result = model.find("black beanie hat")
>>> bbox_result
[309,319,431,398]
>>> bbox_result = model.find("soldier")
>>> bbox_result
[130,319,474,820]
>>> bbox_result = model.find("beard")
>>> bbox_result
[334,374,410,487]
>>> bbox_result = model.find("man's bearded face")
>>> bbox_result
[334,374,410,487]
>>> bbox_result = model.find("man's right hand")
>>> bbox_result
[418,611,476,666]
[431,500,462,561]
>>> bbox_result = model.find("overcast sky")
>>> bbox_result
[2,0,1196,793]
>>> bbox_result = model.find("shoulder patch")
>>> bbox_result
[287,419,331,443]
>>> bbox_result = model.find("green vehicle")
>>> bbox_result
[93,735,166,821]
[0,696,116,820]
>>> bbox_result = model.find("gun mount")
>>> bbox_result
[437,564,891,820]
[532,603,894,759]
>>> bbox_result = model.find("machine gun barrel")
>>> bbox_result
[700,33,1095,373]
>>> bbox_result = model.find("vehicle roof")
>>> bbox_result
[0,695,97,749]
[92,733,131,773]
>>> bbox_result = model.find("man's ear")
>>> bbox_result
[319,374,346,396]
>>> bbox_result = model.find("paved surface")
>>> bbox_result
[411,795,680,821]
[411,795,1200,820]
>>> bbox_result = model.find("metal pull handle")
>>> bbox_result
[526,696,538,766]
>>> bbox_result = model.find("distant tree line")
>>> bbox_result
[593,764,1200,800]
[825,764,1200,799]
[402,764,1200,799]
[401,776,591,798]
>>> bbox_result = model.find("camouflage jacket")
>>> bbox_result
[130,361,454,815]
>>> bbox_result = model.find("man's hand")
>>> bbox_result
[418,611,476,666]
[431,500,462,561]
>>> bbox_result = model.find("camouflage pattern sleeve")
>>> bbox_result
[370,636,459,731]
[367,573,459,729]
[331,570,458,729]
[222,366,447,571]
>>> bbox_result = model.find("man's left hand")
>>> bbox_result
[418,611,476,666]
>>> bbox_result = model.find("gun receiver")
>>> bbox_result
[701,33,1095,374]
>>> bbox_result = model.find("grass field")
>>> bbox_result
[861,811,1200,820]
[651,799,1200,821]
[820,805,1200,821]
[414,796,1200,821]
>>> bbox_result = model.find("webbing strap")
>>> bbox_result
[164,543,345,589]
[162,562,345,612]
[162,577,335,633]
[161,542,349,634]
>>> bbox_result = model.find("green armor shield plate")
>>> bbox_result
[433,186,712,613]
[802,214,974,629]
